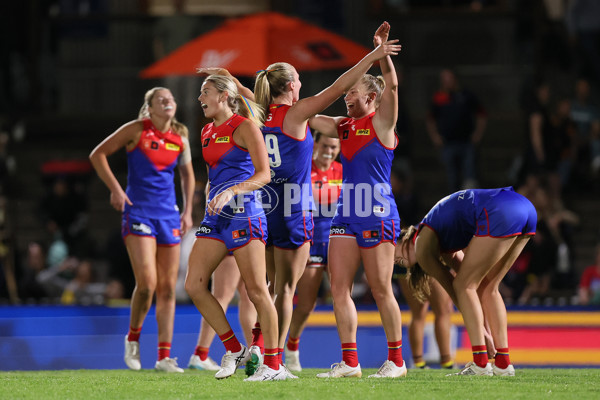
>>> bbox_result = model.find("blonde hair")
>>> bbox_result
[254,62,295,114]
[203,75,265,127]
[138,87,189,138]
[400,226,431,303]
[359,74,386,106]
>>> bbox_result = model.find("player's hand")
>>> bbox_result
[180,212,193,236]
[373,21,390,47]
[110,189,132,212]
[207,188,235,216]
[196,67,231,77]
[373,39,402,60]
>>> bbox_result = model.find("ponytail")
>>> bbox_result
[399,226,430,303]
[253,62,295,116]
[235,94,265,128]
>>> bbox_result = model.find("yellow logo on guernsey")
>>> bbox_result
[356,129,370,136]
[165,143,180,151]
[215,136,230,143]
[329,179,343,185]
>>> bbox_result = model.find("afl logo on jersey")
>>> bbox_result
[203,138,210,147]
[356,129,370,136]
[342,130,350,140]
[215,136,230,143]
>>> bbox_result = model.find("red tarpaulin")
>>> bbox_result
[140,12,372,78]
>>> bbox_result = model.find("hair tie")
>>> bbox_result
[239,94,255,118]
[256,68,275,75]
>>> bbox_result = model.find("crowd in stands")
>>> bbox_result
[1,0,599,308]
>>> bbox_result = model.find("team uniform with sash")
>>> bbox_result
[195,114,267,251]
[122,118,184,245]
[260,104,314,249]
[330,112,400,248]
[309,160,342,267]
[420,187,537,253]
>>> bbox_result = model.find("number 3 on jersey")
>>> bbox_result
[265,134,282,168]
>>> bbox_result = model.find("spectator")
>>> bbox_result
[425,68,487,191]
[60,258,106,305]
[578,244,600,305]
[17,241,49,302]
[569,79,600,180]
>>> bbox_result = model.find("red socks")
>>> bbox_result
[342,342,359,367]
[251,323,264,353]
[388,340,403,366]
[158,342,171,361]
[219,329,242,353]
[127,326,142,342]
[264,348,280,370]
[472,345,488,368]
[287,336,300,351]
[194,346,210,361]
[495,347,511,369]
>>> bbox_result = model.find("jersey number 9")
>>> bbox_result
[265,134,282,168]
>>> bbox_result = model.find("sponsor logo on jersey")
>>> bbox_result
[330,226,346,235]
[362,230,379,239]
[165,143,180,151]
[132,223,152,235]
[329,179,342,185]
[232,229,248,239]
[356,129,370,136]
[203,138,210,147]
[309,255,324,264]
[196,225,213,234]
[373,205,385,214]
[342,130,349,140]
[215,136,230,143]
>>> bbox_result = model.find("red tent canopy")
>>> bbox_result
[140,12,372,78]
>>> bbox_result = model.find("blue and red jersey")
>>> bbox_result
[420,187,537,253]
[125,118,184,218]
[260,104,314,214]
[200,114,264,217]
[335,112,399,223]
[312,160,342,243]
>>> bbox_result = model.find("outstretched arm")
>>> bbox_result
[287,36,401,126]
[372,21,399,138]
[309,115,346,138]
[196,67,255,101]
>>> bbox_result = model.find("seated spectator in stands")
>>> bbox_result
[39,176,90,256]
[60,259,106,305]
[578,244,600,306]
[17,241,50,302]
[570,79,600,180]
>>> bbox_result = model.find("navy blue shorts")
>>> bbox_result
[195,215,268,251]
[266,210,314,249]
[329,218,400,248]
[122,212,181,246]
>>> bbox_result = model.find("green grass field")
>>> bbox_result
[1,368,599,400]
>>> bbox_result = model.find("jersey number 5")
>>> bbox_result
[265,134,282,168]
